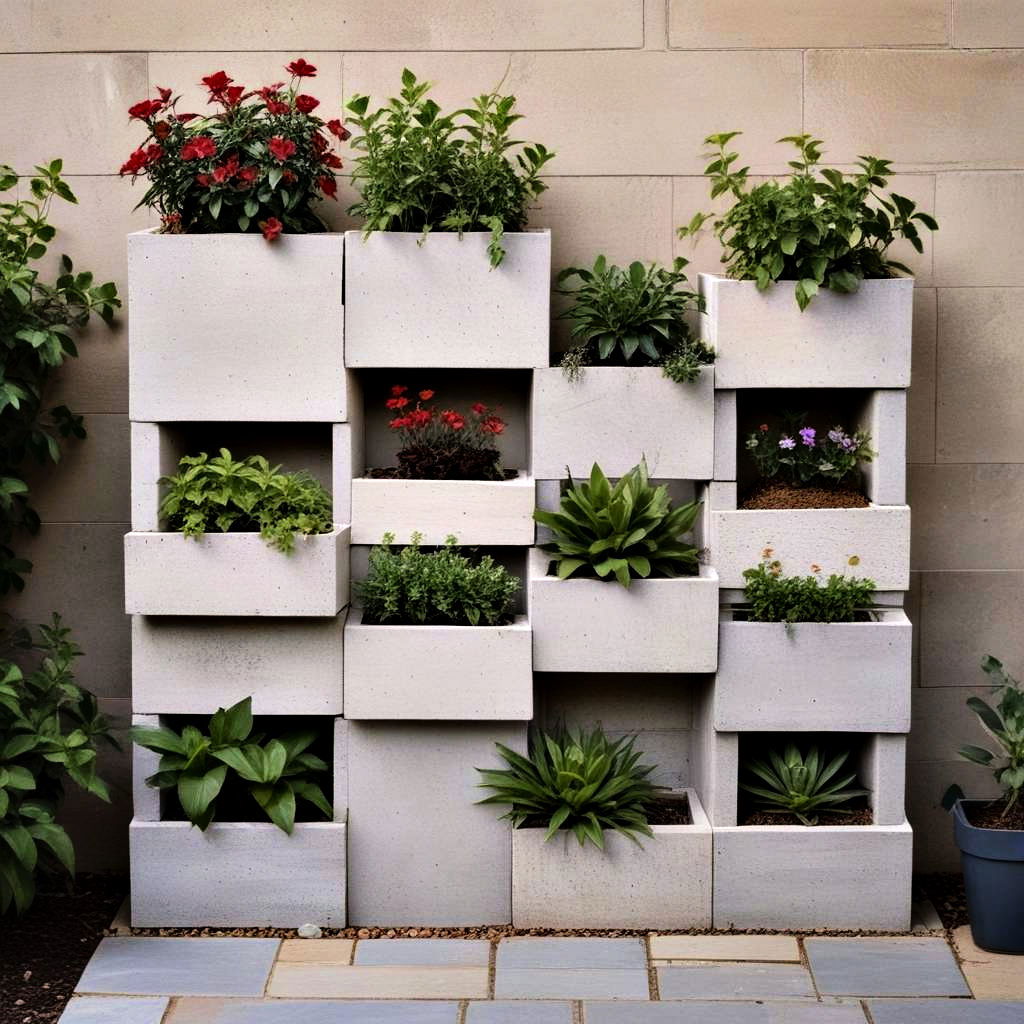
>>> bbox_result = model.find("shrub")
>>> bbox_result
[345,68,554,266]
[556,255,714,384]
[679,132,938,310]
[477,726,661,848]
[130,697,332,834]
[159,449,332,553]
[120,58,346,239]
[745,416,874,489]
[534,460,701,588]
[0,617,116,913]
[357,533,519,626]
[742,553,876,624]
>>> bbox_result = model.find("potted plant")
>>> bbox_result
[478,726,711,929]
[121,59,349,421]
[945,656,1024,953]
[345,534,530,720]
[680,132,937,388]
[530,460,718,672]
[342,69,553,368]
[532,255,715,479]
[351,386,534,545]
[130,698,346,927]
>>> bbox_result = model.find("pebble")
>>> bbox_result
[357,928,370,938]
[298,923,322,939]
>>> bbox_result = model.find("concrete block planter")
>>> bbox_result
[699,274,913,389]
[714,609,912,733]
[531,367,714,480]
[343,608,531,720]
[351,472,535,546]
[511,789,711,929]
[529,550,719,673]
[344,230,550,368]
[124,526,349,616]
[128,230,347,421]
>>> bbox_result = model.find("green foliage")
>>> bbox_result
[742,555,876,624]
[534,460,701,588]
[357,532,520,626]
[0,616,116,913]
[130,698,332,834]
[679,132,938,310]
[741,744,869,826]
[477,725,662,849]
[345,68,554,266]
[0,160,120,593]
[159,449,332,554]
[745,417,874,488]
[556,255,714,384]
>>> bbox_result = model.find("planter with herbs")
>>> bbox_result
[344,537,531,719]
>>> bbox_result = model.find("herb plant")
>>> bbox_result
[679,132,938,310]
[477,726,661,849]
[535,460,701,588]
[746,417,874,488]
[556,255,714,384]
[741,744,869,826]
[130,697,332,834]
[357,533,519,627]
[345,68,554,266]
[742,553,876,624]
[159,449,332,553]
[0,617,116,913]
[0,160,120,593]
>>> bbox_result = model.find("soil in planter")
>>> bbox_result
[741,481,869,510]
[646,798,693,826]
[367,444,515,481]
[740,808,874,826]
[964,800,1024,831]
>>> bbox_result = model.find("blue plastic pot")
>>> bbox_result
[953,798,1024,954]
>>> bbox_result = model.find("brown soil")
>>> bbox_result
[741,808,874,826]
[965,800,1024,831]
[741,481,869,510]
[918,873,968,930]
[647,799,693,826]
[366,444,513,481]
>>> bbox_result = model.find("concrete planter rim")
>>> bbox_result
[130,226,346,239]
[954,798,1024,853]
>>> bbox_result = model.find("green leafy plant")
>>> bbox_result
[742,554,876,625]
[357,532,519,626]
[477,725,662,848]
[746,417,874,488]
[159,449,332,553]
[0,616,116,913]
[741,744,869,826]
[556,255,714,384]
[345,68,554,266]
[0,160,120,593]
[130,697,332,834]
[534,460,701,588]
[679,132,938,310]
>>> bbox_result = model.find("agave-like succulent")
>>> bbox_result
[533,460,701,588]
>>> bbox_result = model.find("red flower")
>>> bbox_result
[212,154,240,183]
[408,408,432,428]
[286,58,318,78]
[390,385,408,397]
[265,98,291,115]
[152,120,171,140]
[294,94,319,114]
[119,148,149,176]
[471,402,487,415]
[144,143,164,163]
[195,173,212,187]
[267,136,297,162]
[161,212,182,230]
[318,175,338,199]
[157,86,173,103]
[282,170,297,184]
[312,133,329,154]
[258,82,286,98]
[482,416,506,435]
[389,416,411,429]
[385,396,410,410]
[259,217,283,242]
[222,85,246,106]
[321,151,343,170]
[326,119,352,141]
[758,423,769,432]
[128,98,164,120]
[175,113,198,123]
[181,135,217,160]
[419,389,434,401]
[441,410,466,430]
[237,165,259,184]
[201,70,232,94]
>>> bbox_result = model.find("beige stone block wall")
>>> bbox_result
[0,5,1019,873]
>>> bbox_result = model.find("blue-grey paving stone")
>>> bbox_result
[466,1001,575,1023]
[496,936,647,969]
[657,963,816,1001]
[58,996,170,1024]
[869,1000,1024,1024]
[169,999,461,1023]
[354,937,491,965]
[805,937,971,997]
[74,937,279,997]
[584,1003,867,1023]
[495,967,651,1000]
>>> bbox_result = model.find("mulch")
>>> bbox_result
[741,482,870,510]
[741,809,874,826]
[964,800,1024,831]
[918,873,969,931]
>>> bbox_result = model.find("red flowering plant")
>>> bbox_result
[119,59,351,240]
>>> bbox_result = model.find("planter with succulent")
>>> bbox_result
[680,133,937,388]
[478,727,711,929]
[532,255,714,479]
[342,69,552,368]
[345,534,530,720]
[129,698,346,927]
[530,461,718,672]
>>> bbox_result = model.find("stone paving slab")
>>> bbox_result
[494,967,651,1000]
[59,996,170,1024]
[167,998,461,1022]
[869,1000,1024,1023]
[267,963,489,999]
[583,1002,868,1022]
[277,938,354,963]
[75,938,280,997]
[657,963,816,1001]
[952,925,1024,1000]
[465,1001,575,1023]
[649,935,801,962]
[805,937,971,997]
[496,937,647,969]
[354,938,491,965]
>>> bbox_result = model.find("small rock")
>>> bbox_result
[357,928,371,938]
[298,923,322,939]
[22,971,31,981]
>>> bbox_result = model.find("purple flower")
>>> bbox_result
[779,436,796,450]
[799,427,817,447]
[828,428,844,443]
[841,436,856,451]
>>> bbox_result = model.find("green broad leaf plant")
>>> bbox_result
[679,132,938,310]
[130,697,333,834]
[477,725,662,849]
[535,459,701,588]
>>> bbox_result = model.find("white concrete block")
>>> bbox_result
[860,389,907,505]
[531,367,714,480]
[351,472,535,546]
[346,722,525,925]
[529,550,719,673]
[128,230,348,421]
[713,390,737,480]
[712,821,913,931]
[130,422,177,532]
[131,714,161,821]
[124,526,349,616]
[700,274,913,389]
[714,609,912,733]
[859,734,908,827]
[344,230,550,368]
[343,608,532,720]
[511,789,711,929]
[689,683,739,827]
[706,480,738,511]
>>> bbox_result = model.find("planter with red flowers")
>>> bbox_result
[122,59,351,421]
